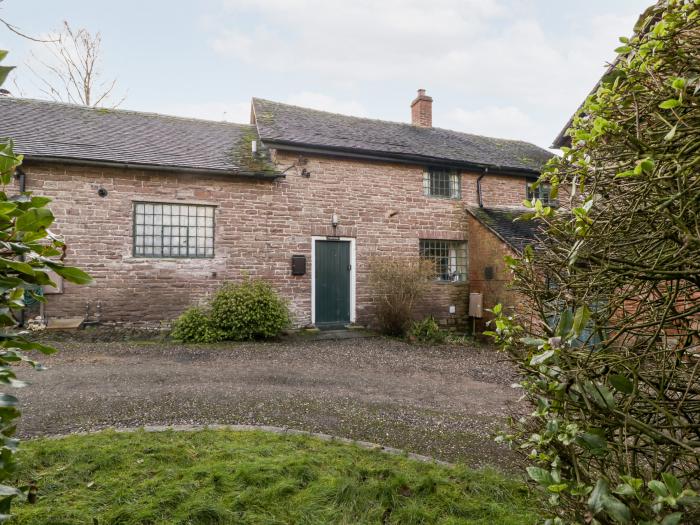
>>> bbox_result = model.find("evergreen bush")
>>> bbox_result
[171,307,222,343]
[487,2,700,523]
[210,280,289,340]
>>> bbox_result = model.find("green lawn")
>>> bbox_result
[13,429,539,524]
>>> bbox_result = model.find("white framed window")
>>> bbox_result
[526,182,557,207]
[423,169,460,199]
[133,202,215,258]
[420,239,467,282]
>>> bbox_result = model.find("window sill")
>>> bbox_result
[424,195,461,200]
[123,256,216,262]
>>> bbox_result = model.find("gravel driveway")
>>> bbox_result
[18,336,526,469]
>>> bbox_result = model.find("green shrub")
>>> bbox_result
[409,316,447,344]
[210,280,289,340]
[171,307,222,343]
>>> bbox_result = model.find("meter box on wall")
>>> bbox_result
[469,293,483,318]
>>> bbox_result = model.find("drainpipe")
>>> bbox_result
[15,167,26,193]
[14,168,27,326]
[476,167,488,208]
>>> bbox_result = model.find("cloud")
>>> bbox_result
[211,0,509,80]
[448,105,539,139]
[206,1,641,111]
[445,105,553,149]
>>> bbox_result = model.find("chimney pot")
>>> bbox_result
[411,88,432,127]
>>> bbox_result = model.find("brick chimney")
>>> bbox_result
[411,89,432,127]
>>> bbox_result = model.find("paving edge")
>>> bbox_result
[34,424,453,467]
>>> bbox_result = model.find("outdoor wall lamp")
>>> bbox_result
[331,213,339,228]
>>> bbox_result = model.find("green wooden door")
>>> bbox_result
[315,240,351,327]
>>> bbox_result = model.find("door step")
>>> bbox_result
[46,317,85,329]
[307,329,377,341]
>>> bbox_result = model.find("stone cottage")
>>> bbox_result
[1,90,550,329]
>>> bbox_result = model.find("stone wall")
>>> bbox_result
[466,214,538,333]
[19,152,530,328]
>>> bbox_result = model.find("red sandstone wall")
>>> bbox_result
[18,153,530,328]
[466,214,526,332]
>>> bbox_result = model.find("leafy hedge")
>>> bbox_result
[0,50,92,517]
[487,2,700,524]
[171,280,289,343]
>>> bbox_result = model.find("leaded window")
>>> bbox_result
[526,182,556,207]
[133,202,215,258]
[423,169,460,199]
[419,239,467,282]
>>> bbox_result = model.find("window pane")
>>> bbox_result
[527,182,556,207]
[420,239,467,282]
[426,170,460,199]
[133,202,215,258]
[450,173,460,198]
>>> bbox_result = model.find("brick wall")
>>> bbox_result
[467,214,537,333]
[19,153,530,328]
[462,172,531,208]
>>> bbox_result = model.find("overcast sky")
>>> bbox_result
[1,0,651,149]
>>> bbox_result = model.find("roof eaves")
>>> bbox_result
[24,155,284,180]
[261,139,542,177]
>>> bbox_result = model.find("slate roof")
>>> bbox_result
[467,206,542,253]
[252,98,552,174]
[0,97,278,177]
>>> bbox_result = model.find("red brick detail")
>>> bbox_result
[410,89,433,128]
[467,214,536,332]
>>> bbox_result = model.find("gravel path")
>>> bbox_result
[18,336,527,469]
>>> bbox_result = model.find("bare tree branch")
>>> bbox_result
[0,0,57,42]
[21,20,124,107]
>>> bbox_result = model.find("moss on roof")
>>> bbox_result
[0,97,280,177]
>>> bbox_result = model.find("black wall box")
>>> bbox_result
[291,255,306,276]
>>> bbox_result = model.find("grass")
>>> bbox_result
[12,429,540,524]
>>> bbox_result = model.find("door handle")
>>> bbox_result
[347,264,352,271]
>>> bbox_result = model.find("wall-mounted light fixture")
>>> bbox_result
[331,213,339,228]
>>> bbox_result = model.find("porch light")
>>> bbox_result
[331,213,339,228]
